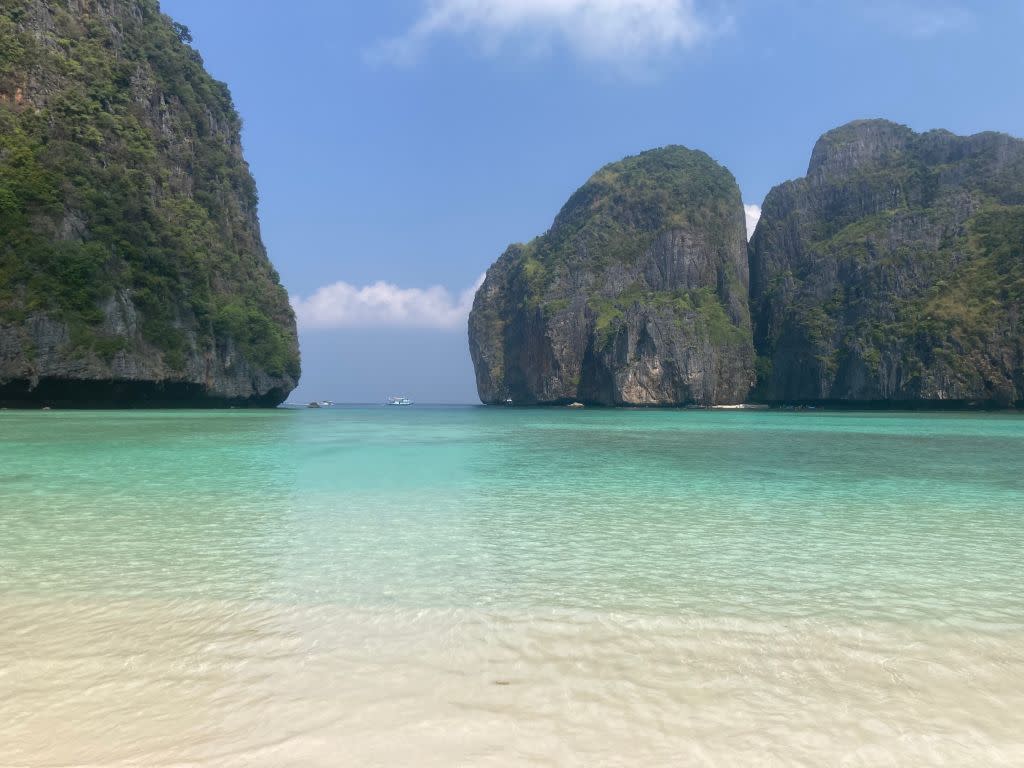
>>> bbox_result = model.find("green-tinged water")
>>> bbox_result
[2,408,1023,766]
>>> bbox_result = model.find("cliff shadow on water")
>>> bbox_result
[0,378,291,409]
[4,3,1022,412]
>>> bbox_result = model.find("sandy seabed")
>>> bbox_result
[2,594,1022,767]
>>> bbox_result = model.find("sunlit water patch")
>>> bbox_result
[1,408,1022,765]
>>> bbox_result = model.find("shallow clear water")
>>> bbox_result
[1,407,1023,766]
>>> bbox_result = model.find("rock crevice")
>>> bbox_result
[469,147,755,406]
[749,119,1024,407]
[0,0,299,408]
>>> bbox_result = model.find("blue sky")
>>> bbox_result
[160,0,1023,403]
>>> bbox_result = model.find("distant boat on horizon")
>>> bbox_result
[387,396,413,406]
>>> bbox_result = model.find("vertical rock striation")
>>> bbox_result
[0,0,299,407]
[469,147,754,406]
[749,119,1024,407]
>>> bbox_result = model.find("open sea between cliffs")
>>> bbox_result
[2,407,1023,766]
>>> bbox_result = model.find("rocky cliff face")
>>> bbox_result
[0,0,299,407]
[749,120,1024,407]
[469,147,754,406]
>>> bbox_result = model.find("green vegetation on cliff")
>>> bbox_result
[905,208,1024,366]
[589,286,749,348]
[0,0,298,385]
[517,147,744,303]
[750,120,1024,405]
[469,146,754,406]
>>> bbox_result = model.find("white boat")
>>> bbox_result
[387,396,413,406]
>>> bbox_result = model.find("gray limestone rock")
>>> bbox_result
[469,147,755,406]
[749,119,1024,407]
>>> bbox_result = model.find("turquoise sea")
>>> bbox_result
[2,407,1023,766]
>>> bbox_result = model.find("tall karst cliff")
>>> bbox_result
[469,147,754,406]
[0,0,299,407]
[750,119,1024,407]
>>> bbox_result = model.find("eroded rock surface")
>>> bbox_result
[749,119,1024,407]
[0,0,299,407]
[469,147,754,406]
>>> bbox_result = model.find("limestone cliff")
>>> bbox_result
[0,0,299,407]
[749,120,1024,407]
[469,147,754,406]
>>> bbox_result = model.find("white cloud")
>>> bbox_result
[291,275,485,331]
[744,204,761,240]
[373,0,716,66]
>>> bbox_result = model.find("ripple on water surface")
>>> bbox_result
[1,408,1023,765]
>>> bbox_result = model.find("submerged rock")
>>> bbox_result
[0,0,299,407]
[749,119,1024,407]
[469,147,754,406]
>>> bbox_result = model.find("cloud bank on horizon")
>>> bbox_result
[294,199,759,331]
[292,275,485,331]
[374,0,717,66]
[294,199,762,331]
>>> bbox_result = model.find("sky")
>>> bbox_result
[159,0,1024,404]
